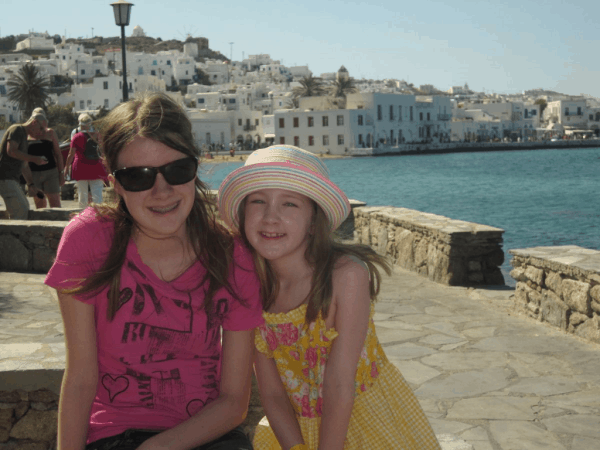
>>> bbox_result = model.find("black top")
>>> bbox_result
[28,140,57,172]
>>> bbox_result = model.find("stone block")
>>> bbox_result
[510,267,526,282]
[590,285,600,303]
[32,247,56,273]
[376,226,388,256]
[9,410,57,442]
[528,289,542,305]
[514,283,529,309]
[483,268,505,285]
[0,442,48,450]
[574,316,600,344]
[0,393,20,404]
[527,302,539,315]
[0,428,8,443]
[360,226,370,245]
[562,279,591,315]
[14,402,28,420]
[414,239,429,269]
[28,391,57,405]
[468,260,481,272]
[467,272,484,283]
[394,229,414,270]
[524,266,544,286]
[545,271,563,295]
[540,291,569,329]
[0,236,29,272]
[427,243,451,285]
[0,409,13,438]
[486,248,504,267]
[592,301,600,315]
[570,312,588,327]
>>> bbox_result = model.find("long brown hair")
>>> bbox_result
[66,93,236,321]
[238,201,391,325]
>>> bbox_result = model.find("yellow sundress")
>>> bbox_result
[253,304,441,450]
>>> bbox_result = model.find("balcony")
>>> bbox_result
[243,124,257,131]
[437,113,451,121]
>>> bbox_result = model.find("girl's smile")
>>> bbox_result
[244,188,314,265]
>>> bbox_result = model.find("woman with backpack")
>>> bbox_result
[65,114,107,207]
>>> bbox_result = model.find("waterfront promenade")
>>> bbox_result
[1,264,599,449]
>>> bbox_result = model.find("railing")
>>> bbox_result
[243,124,257,131]
[437,113,451,121]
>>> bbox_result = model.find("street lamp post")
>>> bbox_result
[111,0,133,102]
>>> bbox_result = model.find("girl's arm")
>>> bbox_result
[64,147,76,179]
[137,328,255,450]
[57,292,98,450]
[255,350,305,449]
[318,259,371,450]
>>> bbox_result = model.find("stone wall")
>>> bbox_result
[0,220,70,273]
[355,206,505,286]
[510,245,600,344]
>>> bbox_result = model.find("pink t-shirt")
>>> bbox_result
[70,132,108,181]
[45,208,264,444]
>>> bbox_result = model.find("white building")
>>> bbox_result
[187,108,265,148]
[0,54,29,64]
[544,99,587,128]
[16,34,54,51]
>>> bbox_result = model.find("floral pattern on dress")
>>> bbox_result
[255,304,383,418]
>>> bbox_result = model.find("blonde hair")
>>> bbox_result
[238,201,391,324]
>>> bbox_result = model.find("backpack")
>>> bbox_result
[83,132,100,161]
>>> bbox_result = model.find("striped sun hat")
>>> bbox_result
[218,145,351,232]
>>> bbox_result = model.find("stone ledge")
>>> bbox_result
[510,245,600,344]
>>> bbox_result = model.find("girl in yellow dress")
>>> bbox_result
[218,145,440,450]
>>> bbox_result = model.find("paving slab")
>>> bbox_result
[1,263,600,449]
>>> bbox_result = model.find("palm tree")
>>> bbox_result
[329,77,358,108]
[7,63,50,120]
[292,74,325,101]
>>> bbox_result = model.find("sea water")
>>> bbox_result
[201,148,600,286]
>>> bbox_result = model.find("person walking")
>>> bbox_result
[0,113,47,219]
[65,114,107,208]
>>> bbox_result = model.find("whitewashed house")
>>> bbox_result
[16,34,54,51]
[544,99,587,128]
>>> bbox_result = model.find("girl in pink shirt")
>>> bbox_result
[46,94,263,450]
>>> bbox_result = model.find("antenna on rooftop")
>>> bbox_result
[229,42,234,61]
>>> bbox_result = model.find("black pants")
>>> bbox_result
[86,427,252,450]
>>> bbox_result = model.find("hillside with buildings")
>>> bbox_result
[1,30,599,153]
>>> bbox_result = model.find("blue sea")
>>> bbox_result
[200,148,600,286]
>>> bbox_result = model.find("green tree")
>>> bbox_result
[45,103,78,142]
[328,77,358,108]
[534,98,548,117]
[292,74,325,100]
[7,63,50,120]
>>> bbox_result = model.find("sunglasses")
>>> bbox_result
[113,156,198,192]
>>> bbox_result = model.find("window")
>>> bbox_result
[399,106,402,121]
[153,60,157,65]
[390,105,394,121]
[293,117,299,128]
[229,99,236,104]
[104,99,109,108]
[358,115,363,126]
[524,110,529,118]
[323,135,329,145]
[198,98,205,104]
[565,107,569,116]
[577,107,582,115]
[532,110,536,116]
[237,119,242,126]
[80,101,84,109]
[103,81,108,90]
[377,105,382,120]
[322,116,329,126]
[420,112,423,121]
[279,118,285,128]
[294,136,300,146]
[358,134,363,144]
[87,100,92,107]
[255,119,259,126]
[337,115,344,126]
[308,116,314,127]
[410,106,414,121]
[590,114,594,120]
[338,135,344,145]
[96,69,101,75]
[167,60,171,65]
[427,112,430,121]
[280,137,285,144]
[309,136,314,146]
[151,70,156,76]
[81,69,85,75]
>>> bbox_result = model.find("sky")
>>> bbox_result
[5,0,600,97]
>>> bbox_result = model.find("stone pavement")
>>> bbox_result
[1,268,599,450]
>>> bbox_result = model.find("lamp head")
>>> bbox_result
[111,0,134,27]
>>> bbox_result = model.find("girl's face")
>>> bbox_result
[112,137,196,245]
[244,188,314,265]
